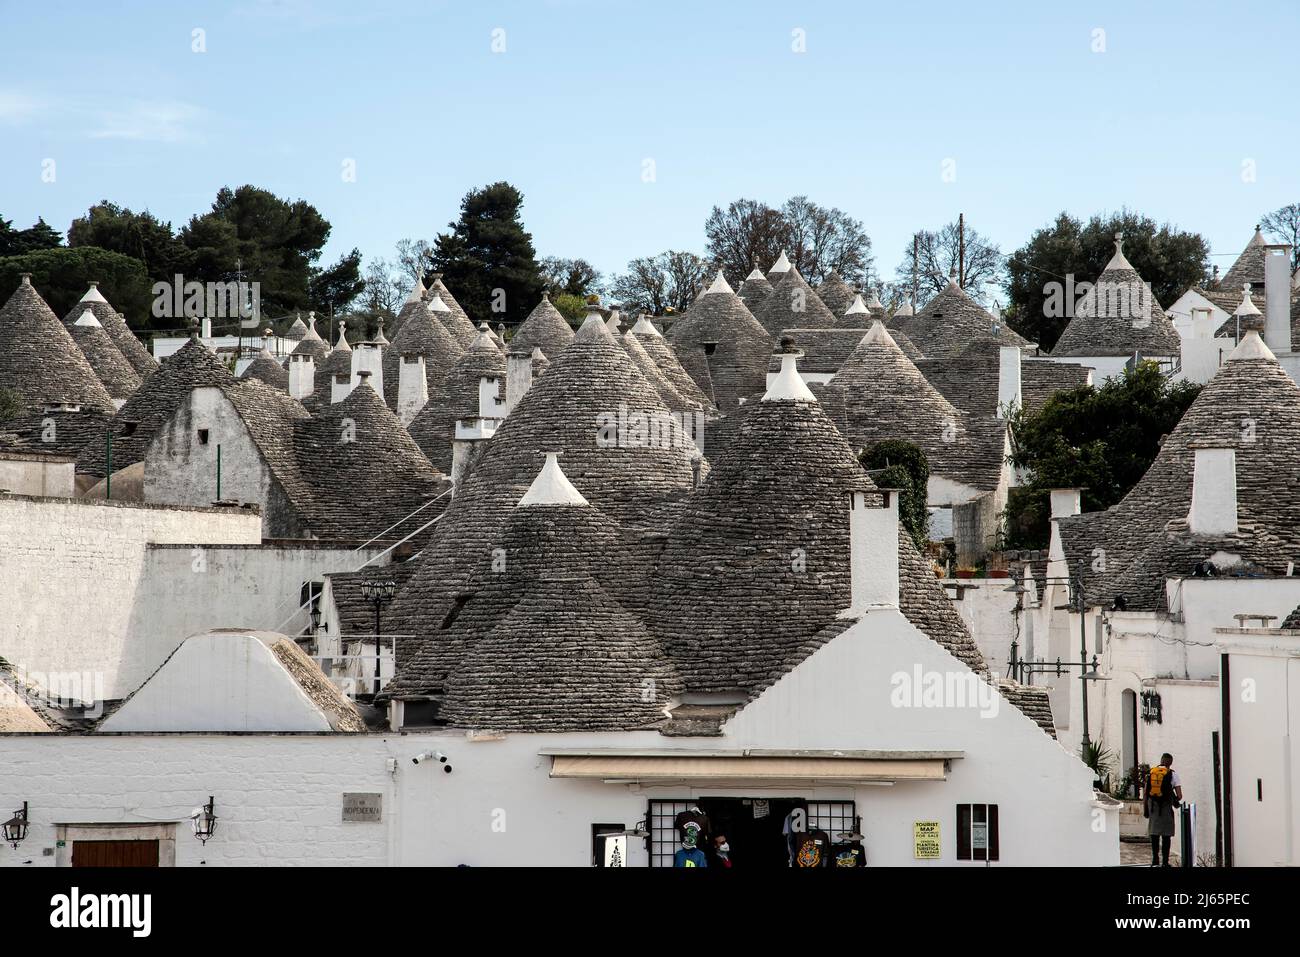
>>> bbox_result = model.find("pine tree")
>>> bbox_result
[431,182,543,324]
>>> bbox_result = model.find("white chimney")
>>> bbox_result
[478,375,506,419]
[1264,246,1293,354]
[330,372,352,404]
[505,346,533,413]
[1191,306,1214,340]
[1050,488,1082,519]
[288,354,315,400]
[1188,447,1238,535]
[351,342,383,396]
[450,416,499,494]
[397,353,428,425]
[997,346,1021,418]
[846,489,900,612]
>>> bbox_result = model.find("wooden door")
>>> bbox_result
[72,840,160,867]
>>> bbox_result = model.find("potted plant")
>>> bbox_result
[955,566,977,580]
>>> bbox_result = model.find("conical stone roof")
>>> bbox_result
[751,266,838,337]
[381,296,465,410]
[407,323,506,472]
[315,320,353,385]
[386,317,702,659]
[654,359,985,695]
[0,276,116,412]
[428,275,478,348]
[665,272,773,411]
[620,329,705,423]
[439,575,679,731]
[286,314,309,341]
[815,270,857,317]
[388,277,427,339]
[826,322,1005,490]
[737,268,774,310]
[1219,225,1269,293]
[63,283,158,378]
[241,340,290,391]
[1052,236,1181,357]
[512,291,576,361]
[628,314,716,411]
[288,313,330,364]
[68,305,142,402]
[291,378,446,541]
[75,335,235,477]
[895,276,1030,357]
[1061,328,1300,607]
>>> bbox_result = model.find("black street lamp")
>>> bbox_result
[3,802,29,849]
[359,580,398,696]
[191,796,218,845]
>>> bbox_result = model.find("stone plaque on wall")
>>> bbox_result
[342,792,382,823]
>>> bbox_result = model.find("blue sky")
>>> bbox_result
[3,0,1297,291]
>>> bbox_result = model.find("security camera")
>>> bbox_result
[412,750,451,766]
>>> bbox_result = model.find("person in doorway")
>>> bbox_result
[1143,753,1183,867]
[713,833,732,868]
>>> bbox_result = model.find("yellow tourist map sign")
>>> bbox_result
[914,820,941,859]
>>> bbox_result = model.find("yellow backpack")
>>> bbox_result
[1148,765,1171,798]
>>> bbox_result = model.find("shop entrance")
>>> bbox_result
[647,798,857,867]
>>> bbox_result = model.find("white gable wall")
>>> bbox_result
[99,632,333,732]
[724,608,1116,865]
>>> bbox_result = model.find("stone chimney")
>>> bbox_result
[1188,447,1238,535]
[1264,245,1293,354]
[330,372,351,405]
[1046,488,1082,581]
[1190,306,1214,339]
[846,489,900,612]
[450,417,498,494]
[1050,489,1081,519]
[288,354,315,400]
[397,352,429,426]
[351,341,383,396]
[997,345,1021,418]
[505,343,533,413]
[478,375,507,419]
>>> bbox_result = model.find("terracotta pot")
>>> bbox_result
[955,570,976,580]
[988,569,1011,578]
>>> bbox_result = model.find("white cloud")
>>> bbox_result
[88,100,203,143]
[0,90,42,124]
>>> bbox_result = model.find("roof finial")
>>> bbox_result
[19,272,31,285]
[763,338,816,402]
[518,452,588,507]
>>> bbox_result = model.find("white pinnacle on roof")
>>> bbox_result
[862,319,894,345]
[518,452,589,507]
[895,299,914,317]
[630,313,662,337]
[705,270,734,296]
[1228,329,1276,362]
[427,293,451,313]
[769,250,791,273]
[763,352,816,402]
[844,294,869,316]
[605,308,623,333]
[1248,224,1265,246]
[472,321,496,349]
[578,310,607,333]
[79,282,109,304]
[866,290,884,309]
[1104,232,1135,272]
[336,320,350,348]
[745,268,766,281]
[1233,284,1262,317]
[72,304,102,327]
[404,276,426,305]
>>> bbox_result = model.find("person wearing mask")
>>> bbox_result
[713,833,732,868]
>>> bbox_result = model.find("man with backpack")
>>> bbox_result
[1143,753,1183,867]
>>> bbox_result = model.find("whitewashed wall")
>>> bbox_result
[0,497,259,700]
[944,577,1019,675]
[0,455,75,498]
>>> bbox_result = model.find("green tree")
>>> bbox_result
[0,216,63,256]
[540,256,602,299]
[551,292,587,326]
[179,185,362,316]
[1004,363,1201,548]
[432,182,543,324]
[0,247,154,330]
[67,202,193,282]
[858,439,930,548]
[1004,210,1210,352]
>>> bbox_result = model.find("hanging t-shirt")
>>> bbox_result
[793,829,831,868]
[830,841,866,868]
[674,847,708,868]
[674,808,710,848]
